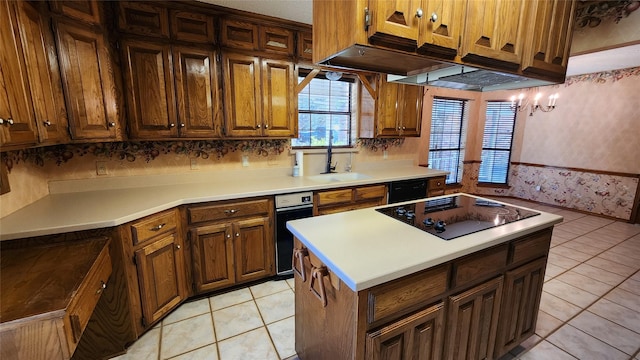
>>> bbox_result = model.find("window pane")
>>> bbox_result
[293,73,354,148]
[479,101,516,184]
[428,97,468,184]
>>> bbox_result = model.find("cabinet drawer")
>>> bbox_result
[316,189,353,206]
[367,265,448,326]
[118,2,169,38]
[130,210,178,246]
[64,242,112,349]
[170,10,215,43]
[354,185,387,201]
[452,244,508,288]
[188,199,271,224]
[221,19,258,50]
[260,26,294,55]
[428,177,445,191]
[510,229,552,266]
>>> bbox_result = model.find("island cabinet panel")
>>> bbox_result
[452,244,508,289]
[444,276,504,360]
[365,302,445,360]
[495,257,546,357]
[187,197,275,295]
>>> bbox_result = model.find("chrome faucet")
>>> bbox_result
[322,132,337,174]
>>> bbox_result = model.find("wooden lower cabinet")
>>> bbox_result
[494,258,546,357]
[444,277,504,360]
[314,184,387,216]
[366,302,445,360]
[188,197,275,294]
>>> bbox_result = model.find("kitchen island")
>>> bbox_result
[286,194,563,360]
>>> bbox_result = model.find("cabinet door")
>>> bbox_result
[16,2,69,144]
[495,258,546,358]
[262,59,296,137]
[173,47,222,138]
[49,0,101,25]
[376,80,400,137]
[0,1,37,148]
[418,0,465,59]
[398,84,423,137]
[460,0,527,69]
[55,21,118,140]
[368,0,421,52]
[222,53,261,137]
[122,40,177,139]
[190,223,235,293]
[233,216,274,283]
[444,276,503,360]
[521,0,575,82]
[134,232,187,326]
[366,302,445,360]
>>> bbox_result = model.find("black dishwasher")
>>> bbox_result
[388,178,428,203]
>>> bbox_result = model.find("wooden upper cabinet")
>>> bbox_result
[369,77,423,138]
[376,79,401,137]
[170,10,215,44]
[459,0,527,70]
[0,1,39,149]
[298,31,313,61]
[15,1,69,145]
[261,59,296,137]
[367,0,422,51]
[117,1,170,38]
[418,0,466,59]
[260,26,295,56]
[122,40,177,139]
[222,53,261,137]
[521,0,576,82]
[173,47,222,138]
[221,19,259,51]
[55,21,118,140]
[49,0,101,25]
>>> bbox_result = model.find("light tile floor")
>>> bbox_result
[111,201,640,360]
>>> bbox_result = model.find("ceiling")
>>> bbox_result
[200,0,640,77]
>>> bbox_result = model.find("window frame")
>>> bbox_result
[428,96,468,185]
[478,101,517,185]
[292,70,357,149]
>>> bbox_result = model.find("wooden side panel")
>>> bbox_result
[122,40,177,139]
[55,21,118,140]
[0,318,68,360]
[262,59,296,137]
[173,47,221,138]
[190,223,235,293]
[222,53,261,137]
[452,244,508,288]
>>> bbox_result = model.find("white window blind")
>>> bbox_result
[293,72,354,148]
[428,97,468,184]
[479,101,517,184]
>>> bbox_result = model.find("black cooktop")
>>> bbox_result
[376,195,540,240]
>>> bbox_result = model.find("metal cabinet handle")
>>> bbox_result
[7,118,14,125]
[309,265,328,307]
[169,123,176,128]
[256,124,261,129]
[235,233,240,237]
[430,12,438,22]
[226,234,231,239]
[96,280,107,295]
[292,248,309,282]
[0,118,3,125]
[416,8,423,18]
[264,124,268,129]
[402,126,406,130]
[175,244,181,250]
[108,122,116,127]
[179,123,185,127]
[150,223,166,231]
[43,120,52,126]
[224,209,239,215]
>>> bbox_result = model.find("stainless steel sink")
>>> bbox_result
[306,172,372,183]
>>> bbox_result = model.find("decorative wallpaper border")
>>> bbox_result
[1,139,289,172]
[357,138,405,152]
[462,162,638,220]
[565,66,640,86]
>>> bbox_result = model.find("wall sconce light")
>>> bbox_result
[510,91,558,116]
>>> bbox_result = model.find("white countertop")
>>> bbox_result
[0,163,448,241]
[286,194,563,292]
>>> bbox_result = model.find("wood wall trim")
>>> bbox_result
[510,162,640,178]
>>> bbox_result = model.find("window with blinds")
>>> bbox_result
[479,101,517,184]
[428,97,469,184]
[292,72,355,148]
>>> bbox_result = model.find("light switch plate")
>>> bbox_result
[242,154,249,167]
[96,161,108,176]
